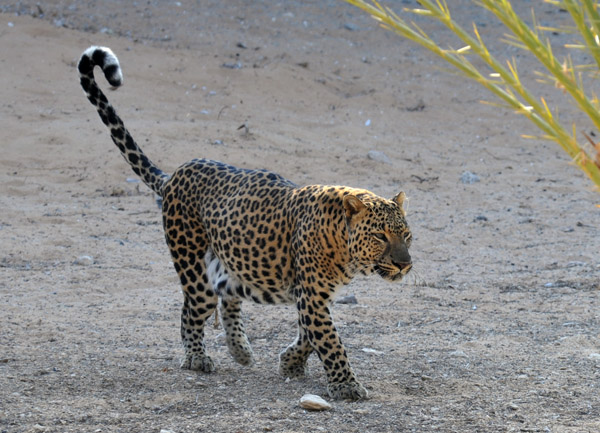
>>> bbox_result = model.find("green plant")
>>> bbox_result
[344,0,600,193]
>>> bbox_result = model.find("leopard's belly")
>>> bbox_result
[204,248,296,304]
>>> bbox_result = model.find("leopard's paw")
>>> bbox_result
[227,336,255,366]
[230,347,255,366]
[278,358,309,378]
[180,353,215,373]
[327,381,368,401]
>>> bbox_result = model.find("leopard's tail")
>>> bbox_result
[78,46,169,196]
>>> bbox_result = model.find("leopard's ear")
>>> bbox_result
[343,194,367,220]
[392,191,407,215]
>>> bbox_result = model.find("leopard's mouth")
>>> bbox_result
[375,262,412,282]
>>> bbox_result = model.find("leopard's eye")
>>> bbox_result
[403,231,412,244]
[373,233,387,242]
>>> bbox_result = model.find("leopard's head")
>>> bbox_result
[343,191,412,282]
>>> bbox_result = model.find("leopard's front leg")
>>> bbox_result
[279,319,312,378]
[296,288,368,401]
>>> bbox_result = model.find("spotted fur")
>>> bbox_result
[78,46,413,400]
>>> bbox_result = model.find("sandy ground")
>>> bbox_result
[1,1,599,432]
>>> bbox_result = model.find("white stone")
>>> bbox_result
[74,255,94,266]
[449,350,468,358]
[367,150,392,164]
[460,171,480,184]
[300,394,332,411]
[361,347,384,355]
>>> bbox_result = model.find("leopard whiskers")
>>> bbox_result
[406,265,427,287]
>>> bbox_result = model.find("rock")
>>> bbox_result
[460,171,480,184]
[544,280,569,288]
[221,62,242,69]
[336,294,358,305]
[367,150,392,164]
[74,255,94,266]
[361,347,384,355]
[588,353,600,360]
[353,408,369,415]
[300,394,332,411]
[405,100,426,112]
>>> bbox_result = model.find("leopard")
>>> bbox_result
[78,46,413,401]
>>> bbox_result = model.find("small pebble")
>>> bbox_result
[367,150,392,164]
[222,62,242,69]
[74,255,94,266]
[336,294,358,305]
[300,394,332,411]
[361,347,384,355]
[544,280,568,288]
[460,171,480,184]
[588,353,600,360]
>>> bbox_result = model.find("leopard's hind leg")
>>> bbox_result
[204,250,254,366]
[162,187,217,372]
[220,296,254,366]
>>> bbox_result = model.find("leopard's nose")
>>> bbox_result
[391,240,411,268]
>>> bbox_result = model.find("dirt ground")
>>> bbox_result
[1,1,599,432]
